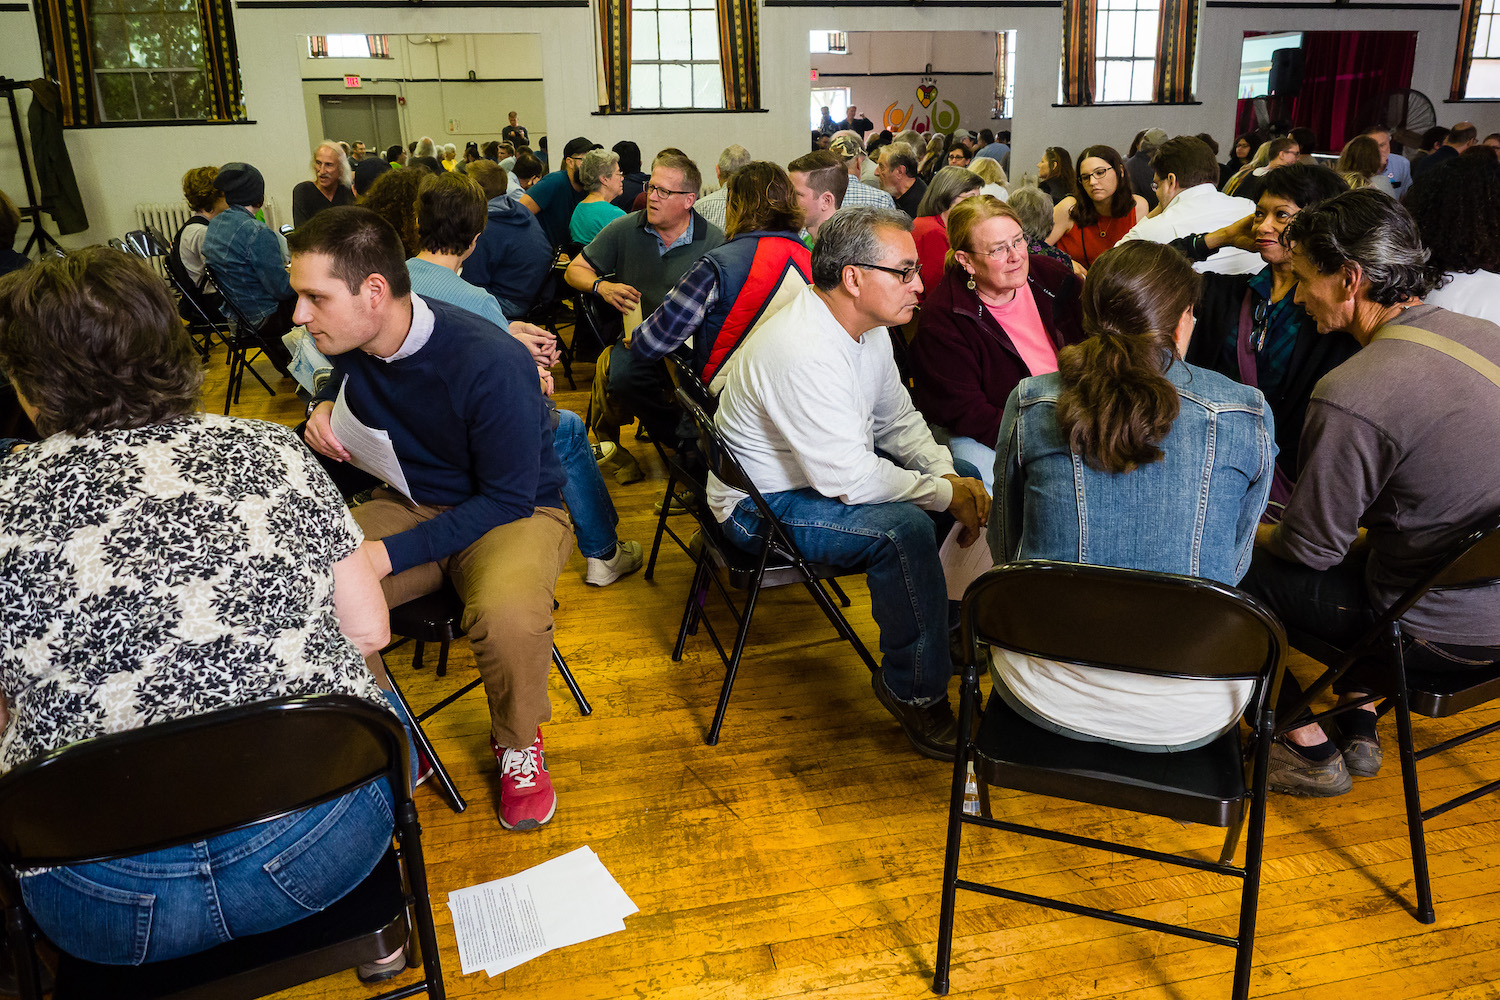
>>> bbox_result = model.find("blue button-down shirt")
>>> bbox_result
[202,206,293,328]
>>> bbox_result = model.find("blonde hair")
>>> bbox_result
[969,157,1008,188]
[944,195,1025,271]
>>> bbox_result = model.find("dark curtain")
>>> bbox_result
[597,0,631,113]
[1288,31,1416,151]
[1059,0,1097,106]
[1153,0,1197,104]
[39,0,96,126]
[197,0,247,121]
[1451,0,1485,100]
[717,0,760,111]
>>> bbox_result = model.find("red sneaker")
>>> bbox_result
[492,729,556,831]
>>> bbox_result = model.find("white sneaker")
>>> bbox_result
[585,539,644,586]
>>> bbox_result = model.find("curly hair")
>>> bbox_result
[1403,151,1500,275]
[1284,188,1444,305]
[356,167,423,259]
[1054,241,1199,474]
[181,166,221,214]
[724,161,804,238]
[0,247,202,436]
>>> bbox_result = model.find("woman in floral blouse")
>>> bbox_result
[0,248,404,979]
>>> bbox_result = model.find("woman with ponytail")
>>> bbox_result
[985,239,1276,751]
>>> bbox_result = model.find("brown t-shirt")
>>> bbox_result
[1267,304,1500,644]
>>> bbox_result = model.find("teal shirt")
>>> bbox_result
[406,257,511,333]
[570,200,626,245]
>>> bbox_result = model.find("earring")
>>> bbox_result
[966,273,976,291]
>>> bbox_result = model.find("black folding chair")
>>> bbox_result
[673,388,878,745]
[1273,514,1500,925]
[202,262,280,413]
[0,694,445,1000]
[520,252,576,388]
[380,583,592,814]
[643,354,713,580]
[121,227,225,361]
[934,561,1287,1000]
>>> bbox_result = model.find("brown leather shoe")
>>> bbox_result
[872,668,959,761]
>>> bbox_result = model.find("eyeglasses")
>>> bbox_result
[965,235,1029,259]
[852,262,920,283]
[1080,167,1113,183]
[646,184,695,198]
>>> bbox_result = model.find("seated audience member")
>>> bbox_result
[1337,135,1394,194]
[710,206,991,760]
[1413,121,1478,178]
[1169,164,1354,485]
[0,192,27,278]
[456,142,480,174]
[513,152,545,192]
[876,142,928,219]
[1048,145,1149,269]
[168,166,225,316]
[523,137,598,246]
[613,141,650,210]
[407,174,644,586]
[695,144,753,232]
[1223,132,1256,186]
[386,144,407,167]
[912,166,983,297]
[1361,125,1413,195]
[1485,132,1500,149]
[988,240,1275,750]
[1291,128,1318,163]
[969,156,1008,202]
[829,130,878,186]
[1407,151,1500,324]
[463,161,555,319]
[295,207,573,830]
[946,144,972,168]
[911,196,1085,489]
[1231,135,1301,205]
[975,132,1010,166]
[1125,128,1167,211]
[570,148,627,244]
[1119,136,1260,275]
[917,135,946,182]
[407,156,445,178]
[481,140,502,163]
[788,149,849,243]
[356,167,423,258]
[1242,190,1500,796]
[202,162,295,373]
[1223,140,1273,198]
[352,155,390,198]
[631,161,812,390]
[829,135,897,210]
[440,143,458,172]
[0,248,402,978]
[292,140,356,227]
[564,150,724,453]
[1035,146,1075,207]
[1008,185,1074,269]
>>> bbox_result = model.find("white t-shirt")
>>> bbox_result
[1427,270,1500,326]
[1118,183,1262,275]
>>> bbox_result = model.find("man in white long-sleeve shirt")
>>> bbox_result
[708,206,991,760]
[1117,135,1260,275]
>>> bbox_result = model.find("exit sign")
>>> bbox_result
[344,75,361,88]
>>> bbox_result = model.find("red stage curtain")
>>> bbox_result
[1289,31,1416,151]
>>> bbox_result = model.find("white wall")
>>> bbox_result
[4,0,1500,249]
[812,31,999,137]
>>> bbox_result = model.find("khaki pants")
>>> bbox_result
[355,489,574,749]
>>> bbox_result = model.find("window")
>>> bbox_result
[1093,0,1157,103]
[996,29,1016,119]
[1238,33,1301,100]
[309,35,392,59]
[630,0,724,110]
[90,0,211,122]
[810,87,850,131]
[809,31,847,54]
[1467,0,1500,97]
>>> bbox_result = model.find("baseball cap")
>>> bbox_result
[563,137,603,159]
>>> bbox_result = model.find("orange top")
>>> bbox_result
[1057,207,1138,268]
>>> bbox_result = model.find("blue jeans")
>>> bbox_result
[554,408,620,558]
[947,436,997,493]
[18,780,395,965]
[723,464,977,707]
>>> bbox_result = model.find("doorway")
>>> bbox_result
[318,94,402,152]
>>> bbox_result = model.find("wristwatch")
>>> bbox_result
[305,399,324,421]
[592,276,605,295]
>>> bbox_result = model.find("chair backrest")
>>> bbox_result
[1403,514,1500,601]
[106,237,130,253]
[123,228,168,260]
[964,561,1285,691]
[0,695,404,869]
[665,352,712,413]
[203,260,255,329]
[576,289,624,349]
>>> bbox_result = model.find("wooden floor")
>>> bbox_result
[205,336,1500,1000]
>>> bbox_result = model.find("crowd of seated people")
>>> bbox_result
[1,112,1499,983]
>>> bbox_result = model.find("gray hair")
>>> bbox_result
[415,137,437,159]
[895,130,925,155]
[916,165,983,218]
[442,142,457,160]
[312,140,352,188]
[717,144,752,179]
[1285,188,1443,305]
[810,206,914,291]
[880,143,919,180]
[1007,185,1056,243]
[578,148,621,193]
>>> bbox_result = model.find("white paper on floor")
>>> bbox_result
[447,845,639,976]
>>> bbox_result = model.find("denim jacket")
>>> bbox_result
[203,206,293,328]
[990,357,1275,586]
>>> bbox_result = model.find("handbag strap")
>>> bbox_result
[1372,323,1500,390]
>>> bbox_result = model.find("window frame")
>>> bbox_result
[1091,0,1159,105]
[628,0,725,111]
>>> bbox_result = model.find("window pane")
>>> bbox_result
[326,34,371,58]
[1467,57,1500,99]
[634,0,658,9]
[693,63,724,108]
[660,62,692,107]
[1134,12,1157,58]
[658,11,691,60]
[166,15,204,68]
[1101,61,1132,102]
[633,64,661,108]
[690,10,718,61]
[1486,17,1500,57]
[96,73,137,121]
[127,14,169,67]
[657,0,688,8]
[1131,60,1154,101]
[1106,13,1134,58]
[1095,60,1110,100]
[176,71,210,117]
[632,11,658,60]
[92,16,132,66]
[137,72,178,118]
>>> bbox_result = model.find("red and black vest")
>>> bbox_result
[694,231,812,387]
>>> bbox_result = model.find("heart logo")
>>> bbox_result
[916,83,937,108]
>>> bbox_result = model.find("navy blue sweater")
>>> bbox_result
[316,296,565,574]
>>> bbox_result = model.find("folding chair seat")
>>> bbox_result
[380,583,592,814]
[672,388,879,745]
[0,694,445,1000]
[1273,513,1500,925]
[201,262,280,413]
[935,561,1287,1000]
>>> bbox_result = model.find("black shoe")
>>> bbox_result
[872,668,959,761]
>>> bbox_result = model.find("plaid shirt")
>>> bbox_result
[842,176,897,211]
[631,257,720,361]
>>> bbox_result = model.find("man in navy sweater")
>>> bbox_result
[290,207,572,832]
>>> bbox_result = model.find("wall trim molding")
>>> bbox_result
[304,76,544,83]
[1205,1,1458,8]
